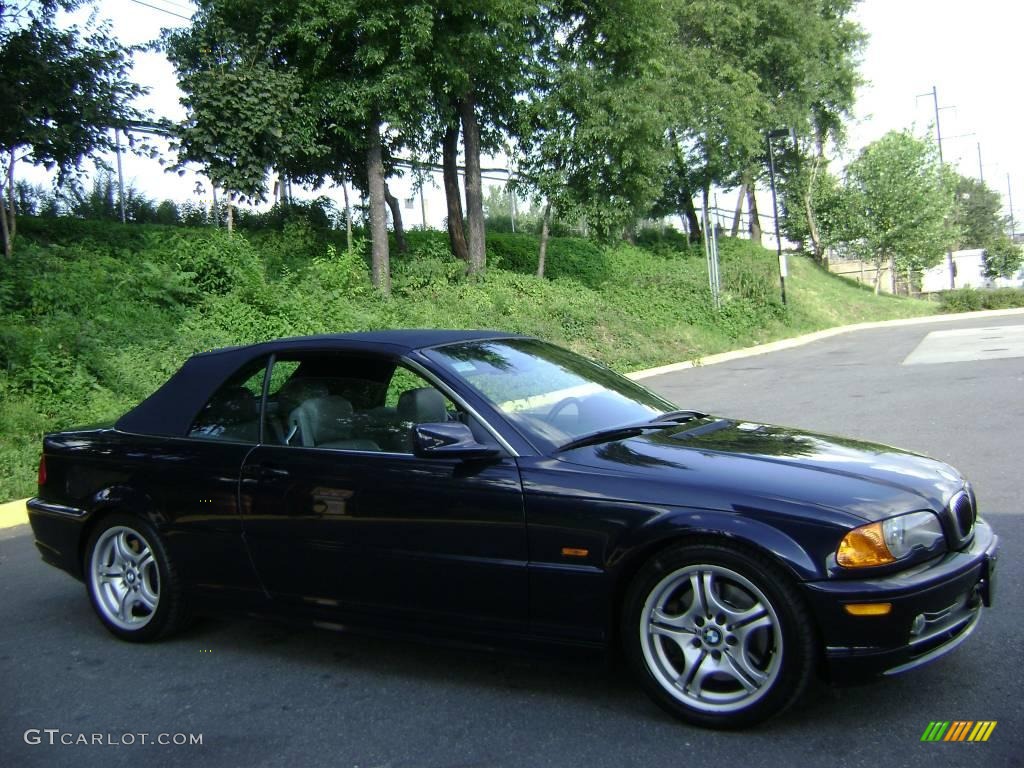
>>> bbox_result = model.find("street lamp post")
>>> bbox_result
[765,128,789,305]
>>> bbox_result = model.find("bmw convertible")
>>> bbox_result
[27,330,998,728]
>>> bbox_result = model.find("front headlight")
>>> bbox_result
[836,511,945,568]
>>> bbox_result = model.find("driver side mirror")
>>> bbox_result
[412,422,501,460]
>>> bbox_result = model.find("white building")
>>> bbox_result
[920,249,1024,292]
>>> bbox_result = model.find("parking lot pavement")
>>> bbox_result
[2,315,1021,768]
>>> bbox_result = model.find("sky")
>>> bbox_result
[29,0,1024,226]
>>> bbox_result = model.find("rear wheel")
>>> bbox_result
[623,543,816,728]
[85,514,188,641]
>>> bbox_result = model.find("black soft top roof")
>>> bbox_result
[115,329,520,437]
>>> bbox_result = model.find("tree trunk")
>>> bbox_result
[366,121,391,295]
[383,182,407,253]
[803,155,824,262]
[873,256,883,294]
[2,150,15,257]
[731,184,745,237]
[341,179,353,252]
[889,253,897,294]
[226,195,234,233]
[682,194,702,242]
[537,202,552,278]
[744,174,762,245]
[460,92,486,276]
[442,115,470,263]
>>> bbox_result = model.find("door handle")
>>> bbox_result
[257,465,290,480]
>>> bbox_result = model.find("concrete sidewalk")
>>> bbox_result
[0,498,28,529]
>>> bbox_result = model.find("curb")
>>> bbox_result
[0,499,29,530]
[627,307,1024,380]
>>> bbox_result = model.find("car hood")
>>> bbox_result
[554,417,965,522]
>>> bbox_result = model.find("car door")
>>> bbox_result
[239,351,528,634]
[158,354,270,596]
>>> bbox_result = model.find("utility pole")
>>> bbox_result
[114,128,126,224]
[977,142,984,184]
[1008,174,1016,241]
[924,85,956,289]
[766,129,789,305]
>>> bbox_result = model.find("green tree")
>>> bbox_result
[954,175,1006,249]
[982,234,1023,279]
[423,0,543,276]
[655,0,863,246]
[947,175,1022,279]
[165,1,435,294]
[838,130,954,292]
[164,11,315,232]
[515,0,676,274]
[0,0,144,256]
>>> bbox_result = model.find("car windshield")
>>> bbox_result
[425,338,678,450]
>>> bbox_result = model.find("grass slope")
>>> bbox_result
[0,218,934,500]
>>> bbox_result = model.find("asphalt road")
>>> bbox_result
[2,314,1022,768]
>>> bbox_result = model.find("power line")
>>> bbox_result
[126,0,191,21]
[152,0,195,12]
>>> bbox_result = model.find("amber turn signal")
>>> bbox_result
[836,522,896,568]
[843,602,893,616]
[561,547,589,558]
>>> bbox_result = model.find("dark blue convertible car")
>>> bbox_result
[27,330,998,728]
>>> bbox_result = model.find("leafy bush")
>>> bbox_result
[937,287,1024,312]
[487,233,610,287]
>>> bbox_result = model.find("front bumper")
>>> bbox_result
[801,518,998,681]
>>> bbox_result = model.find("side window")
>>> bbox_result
[188,358,268,443]
[259,355,499,454]
[385,366,430,409]
[368,364,498,453]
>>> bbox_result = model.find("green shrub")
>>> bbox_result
[486,233,610,287]
[938,288,1024,312]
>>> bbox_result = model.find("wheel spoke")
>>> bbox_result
[701,571,735,618]
[116,589,137,622]
[137,586,157,611]
[113,532,134,565]
[679,649,708,695]
[731,612,773,644]
[136,549,154,571]
[689,572,710,617]
[723,645,769,692]
[651,607,693,629]
[650,623,695,651]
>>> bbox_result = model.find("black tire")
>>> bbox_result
[83,513,189,642]
[622,541,816,729]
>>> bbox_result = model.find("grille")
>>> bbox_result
[950,490,976,538]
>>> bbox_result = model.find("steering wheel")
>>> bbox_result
[544,396,583,425]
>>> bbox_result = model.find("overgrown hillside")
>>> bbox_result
[0,217,935,500]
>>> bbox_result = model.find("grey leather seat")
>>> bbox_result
[271,379,330,444]
[287,395,354,447]
[398,387,448,425]
[395,387,448,452]
[190,385,260,442]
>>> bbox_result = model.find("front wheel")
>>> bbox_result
[622,543,816,729]
[84,514,188,642]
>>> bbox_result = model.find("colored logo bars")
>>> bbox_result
[921,721,997,742]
